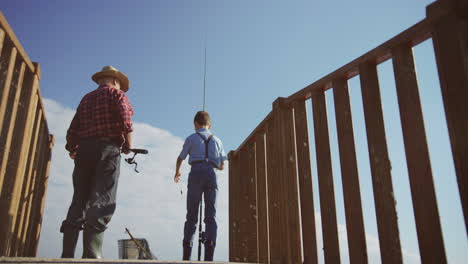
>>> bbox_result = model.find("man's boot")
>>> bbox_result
[60,228,79,258]
[182,240,192,260]
[204,240,215,261]
[82,228,104,259]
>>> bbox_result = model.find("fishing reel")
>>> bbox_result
[125,148,149,173]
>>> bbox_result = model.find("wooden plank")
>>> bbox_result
[429,3,468,233]
[359,62,403,264]
[32,134,53,256]
[392,44,447,263]
[265,115,287,264]
[0,44,17,181]
[311,92,341,263]
[24,123,47,256]
[332,78,368,264]
[254,132,270,264]
[0,29,5,57]
[17,104,40,256]
[11,70,39,256]
[0,60,25,256]
[245,142,258,262]
[0,256,258,264]
[275,99,302,263]
[237,147,249,261]
[228,151,238,262]
[293,100,318,264]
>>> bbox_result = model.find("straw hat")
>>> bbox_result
[91,66,130,92]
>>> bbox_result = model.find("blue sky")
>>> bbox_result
[1,0,466,263]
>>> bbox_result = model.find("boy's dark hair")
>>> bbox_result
[194,111,211,126]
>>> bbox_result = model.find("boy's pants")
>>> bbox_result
[60,138,121,233]
[183,162,218,245]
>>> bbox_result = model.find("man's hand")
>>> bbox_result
[122,133,132,155]
[174,171,181,183]
[122,146,131,155]
[69,151,77,159]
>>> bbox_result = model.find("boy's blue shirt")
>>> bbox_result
[179,128,227,168]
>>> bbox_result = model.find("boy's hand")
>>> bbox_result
[174,171,181,183]
[69,151,77,159]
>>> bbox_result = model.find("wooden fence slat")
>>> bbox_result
[293,100,318,264]
[255,132,270,263]
[359,61,403,264]
[0,29,5,58]
[311,92,341,263]
[265,115,287,264]
[31,134,53,256]
[228,151,239,261]
[0,59,25,256]
[235,146,251,261]
[429,1,468,233]
[0,44,17,193]
[245,142,258,262]
[392,44,447,263]
[333,78,368,264]
[18,104,41,256]
[24,123,47,256]
[276,99,302,263]
[11,69,40,256]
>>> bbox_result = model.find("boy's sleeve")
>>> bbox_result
[179,136,191,160]
[218,139,228,162]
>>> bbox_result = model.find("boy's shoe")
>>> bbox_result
[204,240,215,261]
[183,240,192,260]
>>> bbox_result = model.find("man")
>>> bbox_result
[60,66,134,258]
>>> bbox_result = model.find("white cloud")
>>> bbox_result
[39,98,229,261]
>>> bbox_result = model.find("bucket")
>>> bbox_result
[118,238,155,259]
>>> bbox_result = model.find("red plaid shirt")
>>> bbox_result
[66,85,134,152]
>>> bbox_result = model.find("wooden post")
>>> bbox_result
[265,113,288,264]
[333,78,368,264]
[18,105,41,256]
[255,132,270,263]
[359,61,403,264]
[311,92,341,263]
[228,151,240,261]
[392,44,447,263]
[293,100,318,264]
[31,134,53,256]
[0,59,25,256]
[276,98,302,263]
[0,43,17,193]
[428,0,468,233]
[11,67,40,256]
[245,142,258,262]
[24,123,47,256]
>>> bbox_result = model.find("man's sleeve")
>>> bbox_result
[118,92,134,133]
[65,111,80,152]
[179,137,191,160]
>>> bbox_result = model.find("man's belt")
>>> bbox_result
[190,160,218,168]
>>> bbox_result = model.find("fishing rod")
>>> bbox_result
[125,148,149,173]
[203,37,207,112]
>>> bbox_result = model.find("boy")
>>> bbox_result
[174,111,227,261]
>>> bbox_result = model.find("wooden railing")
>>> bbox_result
[228,0,468,263]
[0,11,54,257]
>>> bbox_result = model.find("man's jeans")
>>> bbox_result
[183,162,218,244]
[61,138,121,233]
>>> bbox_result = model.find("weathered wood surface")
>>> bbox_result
[0,257,257,264]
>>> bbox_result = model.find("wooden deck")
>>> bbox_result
[0,257,254,264]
